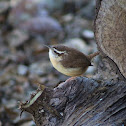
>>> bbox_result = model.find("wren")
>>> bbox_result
[45,45,99,76]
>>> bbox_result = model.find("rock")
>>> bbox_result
[9,0,62,41]
[38,0,64,10]
[9,0,63,27]
[63,17,92,38]
[0,1,10,13]
[6,29,29,47]
[10,0,21,7]
[3,99,17,108]
[0,1,10,24]
[29,61,52,76]
[20,16,62,36]
[9,0,38,26]
[64,38,91,54]
[86,65,96,74]
[62,14,74,23]
[17,65,28,76]
[81,29,94,40]
[78,0,95,20]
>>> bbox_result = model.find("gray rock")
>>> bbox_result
[17,65,28,75]
[29,61,52,76]
[6,29,29,47]
[82,29,94,39]
[0,1,10,13]
[20,16,62,35]
[64,38,91,54]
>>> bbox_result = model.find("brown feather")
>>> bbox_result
[52,45,91,68]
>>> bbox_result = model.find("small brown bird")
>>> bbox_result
[45,45,99,77]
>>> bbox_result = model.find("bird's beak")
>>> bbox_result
[43,45,52,49]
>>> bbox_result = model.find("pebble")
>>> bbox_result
[82,29,94,39]
[86,66,95,74]
[17,65,28,75]
[6,29,29,47]
[0,1,10,13]
[64,38,91,54]
[29,61,52,76]
[20,16,62,35]
[62,14,74,22]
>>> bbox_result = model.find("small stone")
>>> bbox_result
[6,29,29,47]
[29,61,52,76]
[60,112,63,116]
[17,65,28,75]
[0,1,10,13]
[2,99,17,108]
[64,38,90,54]
[20,16,62,35]
[82,30,94,39]
[62,14,74,22]
[9,0,63,27]
[99,98,103,101]
[86,66,95,74]
[40,109,44,113]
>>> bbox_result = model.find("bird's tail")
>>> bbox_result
[88,51,99,60]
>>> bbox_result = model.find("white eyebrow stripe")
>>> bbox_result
[53,48,66,54]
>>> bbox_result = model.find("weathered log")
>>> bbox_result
[20,0,126,125]
[20,77,126,126]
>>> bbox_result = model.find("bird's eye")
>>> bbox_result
[54,50,57,54]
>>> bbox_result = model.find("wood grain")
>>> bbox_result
[95,0,126,78]
[20,77,126,126]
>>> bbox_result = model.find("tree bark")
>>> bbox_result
[95,0,126,80]
[20,0,126,125]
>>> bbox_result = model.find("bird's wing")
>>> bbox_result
[61,51,91,68]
